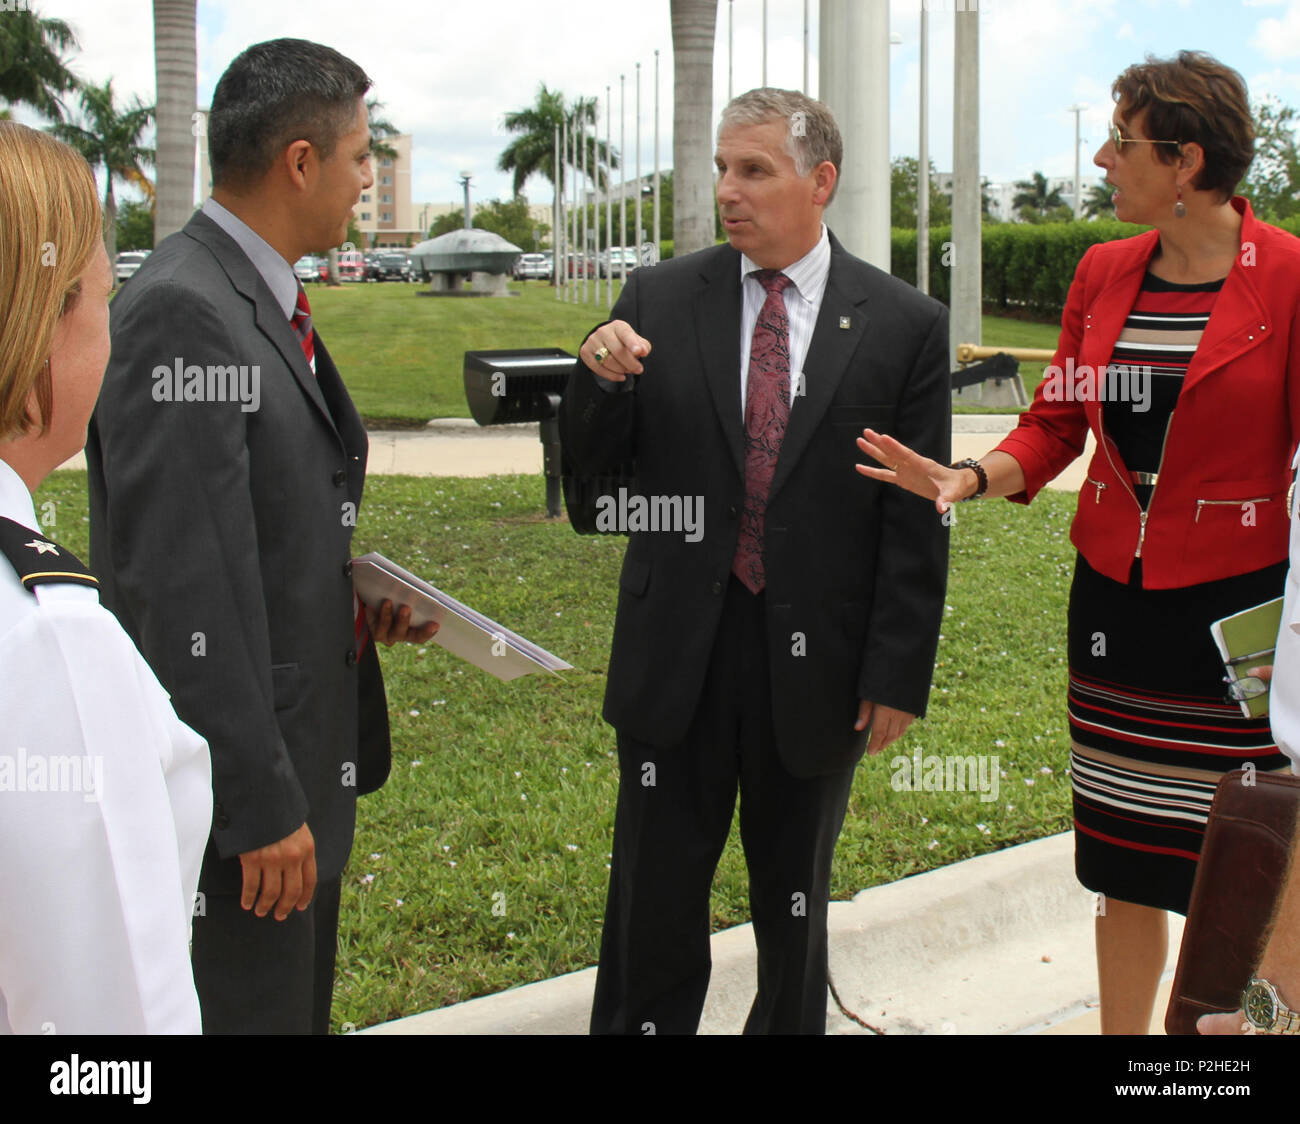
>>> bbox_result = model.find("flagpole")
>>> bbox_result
[653,49,661,260]
[554,122,561,300]
[581,98,589,304]
[635,62,642,250]
[619,73,627,287]
[606,83,614,306]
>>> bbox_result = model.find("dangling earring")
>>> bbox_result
[1173,186,1186,218]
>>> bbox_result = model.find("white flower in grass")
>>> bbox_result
[361,873,375,884]
[369,853,381,861]
[1025,778,1035,786]
[409,709,420,717]
[395,899,404,907]
[994,738,1006,747]
[927,840,939,851]
[513,771,522,778]
[566,844,578,852]
[1040,766,1053,775]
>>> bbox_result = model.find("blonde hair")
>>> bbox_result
[0,122,102,439]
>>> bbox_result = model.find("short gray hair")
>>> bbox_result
[718,88,843,203]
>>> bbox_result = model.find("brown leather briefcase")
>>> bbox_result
[1165,769,1300,1034]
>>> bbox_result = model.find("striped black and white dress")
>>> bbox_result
[1067,270,1290,915]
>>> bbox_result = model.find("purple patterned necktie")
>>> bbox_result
[732,269,794,594]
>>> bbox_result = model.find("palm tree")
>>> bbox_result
[50,80,155,269]
[671,0,718,256]
[1082,180,1116,219]
[153,0,197,244]
[498,83,617,199]
[367,97,399,161]
[0,7,79,122]
[1012,171,1066,222]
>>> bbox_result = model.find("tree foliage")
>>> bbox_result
[1082,179,1115,219]
[498,83,617,198]
[1012,171,1069,223]
[48,79,154,265]
[0,8,78,121]
[890,156,952,228]
[115,197,155,251]
[427,198,551,249]
[1241,95,1300,222]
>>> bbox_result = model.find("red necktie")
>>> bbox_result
[732,270,794,594]
[289,281,369,651]
[290,281,316,372]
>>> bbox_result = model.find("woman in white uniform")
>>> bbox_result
[0,122,211,1034]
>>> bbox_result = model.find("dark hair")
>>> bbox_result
[208,38,371,190]
[1112,51,1254,202]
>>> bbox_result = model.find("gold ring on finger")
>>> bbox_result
[594,345,610,364]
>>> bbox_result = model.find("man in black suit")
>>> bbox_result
[86,39,431,1034]
[561,88,950,1034]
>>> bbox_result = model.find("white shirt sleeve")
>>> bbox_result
[0,588,211,1034]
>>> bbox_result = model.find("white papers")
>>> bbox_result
[351,552,572,682]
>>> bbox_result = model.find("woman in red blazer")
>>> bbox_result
[858,51,1300,1034]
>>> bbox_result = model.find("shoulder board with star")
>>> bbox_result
[0,518,99,593]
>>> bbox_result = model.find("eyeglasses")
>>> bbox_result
[1226,676,1269,704]
[1110,123,1182,153]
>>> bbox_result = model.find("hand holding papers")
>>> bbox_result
[1212,597,1284,718]
[351,552,572,682]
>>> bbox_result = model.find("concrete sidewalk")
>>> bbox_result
[363,831,1184,1035]
[60,412,1096,493]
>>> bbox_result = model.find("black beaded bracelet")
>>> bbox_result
[950,457,988,501]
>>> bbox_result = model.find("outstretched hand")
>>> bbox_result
[855,428,971,513]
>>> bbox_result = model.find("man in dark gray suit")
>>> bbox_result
[86,38,431,1034]
[561,88,950,1034]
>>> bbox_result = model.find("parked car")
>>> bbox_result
[336,250,365,282]
[565,252,596,279]
[512,252,554,281]
[365,251,413,282]
[293,255,320,284]
[114,250,150,284]
[599,246,640,278]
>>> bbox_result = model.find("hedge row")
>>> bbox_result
[890,221,1150,317]
[891,213,1300,318]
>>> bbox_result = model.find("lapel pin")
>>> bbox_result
[839,316,851,330]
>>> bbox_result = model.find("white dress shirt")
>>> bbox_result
[0,459,211,1033]
[1269,445,1300,773]
[201,197,315,373]
[738,223,831,414]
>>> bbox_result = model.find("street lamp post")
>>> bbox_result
[1067,103,1088,219]
[458,171,472,230]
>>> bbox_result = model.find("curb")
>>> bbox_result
[360,831,1182,1035]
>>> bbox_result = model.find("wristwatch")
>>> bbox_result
[1242,977,1300,1034]
[950,457,988,501]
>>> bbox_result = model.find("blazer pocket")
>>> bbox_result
[270,662,306,714]
[829,405,897,429]
[1193,473,1291,522]
[618,555,651,597]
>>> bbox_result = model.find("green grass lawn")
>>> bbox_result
[34,469,1078,1030]
[308,281,1062,426]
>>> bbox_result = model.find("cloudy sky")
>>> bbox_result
[23,0,1300,207]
